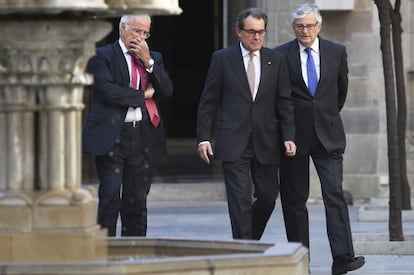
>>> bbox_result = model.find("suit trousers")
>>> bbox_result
[279,133,355,257]
[222,137,279,240]
[95,122,153,237]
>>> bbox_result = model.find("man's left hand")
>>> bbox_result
[284,141,297,157]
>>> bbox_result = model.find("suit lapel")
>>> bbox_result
[285,40,313,96]
[228,45,252,98]
[256,49,270,100]
[318,38,328,87]
[112,42,130,86]
[290,41,308,92]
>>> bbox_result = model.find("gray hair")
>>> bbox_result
[119,14,151,36]
[291,3,322,25]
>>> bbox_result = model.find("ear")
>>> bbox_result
[316,23,322,33]
[235,28,242,39]
[121,22,128,32]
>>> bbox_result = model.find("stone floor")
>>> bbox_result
[139,197,414,275]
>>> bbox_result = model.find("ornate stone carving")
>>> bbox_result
[0,0,107,13]
[0,0,181,262]
[0,0,182,15]
[0,21,111,195]
[106,0,182,14]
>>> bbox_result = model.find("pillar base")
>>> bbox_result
[0,226,107,262]
[0,188,107,262]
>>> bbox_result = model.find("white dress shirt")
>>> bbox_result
[119,39,143,122]
[240,43,260,100]
[299,38,320,89]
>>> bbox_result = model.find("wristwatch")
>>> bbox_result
[146,58,154,68]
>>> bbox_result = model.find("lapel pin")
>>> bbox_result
[267,61,272,65]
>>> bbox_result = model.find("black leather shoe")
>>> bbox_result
[332,255,365,275]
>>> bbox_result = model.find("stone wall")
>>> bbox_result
[259,0,414,201]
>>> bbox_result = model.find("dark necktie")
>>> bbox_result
[305,47,318,96]
[130,54,160,127]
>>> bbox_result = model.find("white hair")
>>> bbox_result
[119,14,151,36]
[291,3,323,25]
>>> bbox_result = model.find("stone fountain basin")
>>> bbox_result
[1,237,308,274]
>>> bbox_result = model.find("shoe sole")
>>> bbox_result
[347,258,365,271]
[332,258,365,275]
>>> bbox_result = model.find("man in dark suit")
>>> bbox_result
[83,14,173,237]
[197,7,296,240]
[273,3,364,274]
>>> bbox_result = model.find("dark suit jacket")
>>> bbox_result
[82,41,173,159]
[197,45,295,164]
[274,37,348,155]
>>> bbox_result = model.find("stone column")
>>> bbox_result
[0,19,112,262]
[0,0,181,262]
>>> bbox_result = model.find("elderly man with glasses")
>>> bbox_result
[83,14,173,237]
[274,3,365,274]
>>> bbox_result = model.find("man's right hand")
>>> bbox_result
[144,83,155,98]
[198,142,213,164]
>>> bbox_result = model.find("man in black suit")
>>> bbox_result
[83,14,173,237]
[273,3,364,274]
[197,7,296,240]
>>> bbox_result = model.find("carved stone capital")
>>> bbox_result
[0,0,107,14]
[106,0,182,14]
[0,20,112,86]
[0,0,182,16]
[0,20,112,194]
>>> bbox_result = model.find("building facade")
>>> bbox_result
[80,0,414,201]
[253,0,414,200]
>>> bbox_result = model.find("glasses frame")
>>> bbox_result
[241,28,267,37]
[293,22,319,31]
[127,24,151,40]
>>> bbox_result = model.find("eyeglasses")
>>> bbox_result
[293,22,319,31]
[129,27,151,39]
[241,29,266,37]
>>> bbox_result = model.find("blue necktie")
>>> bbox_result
[305,47,318,96]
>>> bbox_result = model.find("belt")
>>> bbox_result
[124,121,140,128]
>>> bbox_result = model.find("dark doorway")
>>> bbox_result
[150,0,224,181]
[82,0,224,183]
[151,0,223,138]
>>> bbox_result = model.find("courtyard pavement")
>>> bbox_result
[112,182,414,274]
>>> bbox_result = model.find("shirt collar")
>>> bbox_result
[119,39,129,55]
[240,42,260,58]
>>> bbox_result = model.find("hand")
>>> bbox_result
[144,83,155,99]
[284,141,297,157]
[128,38,151,64]
[198,142,213,164]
